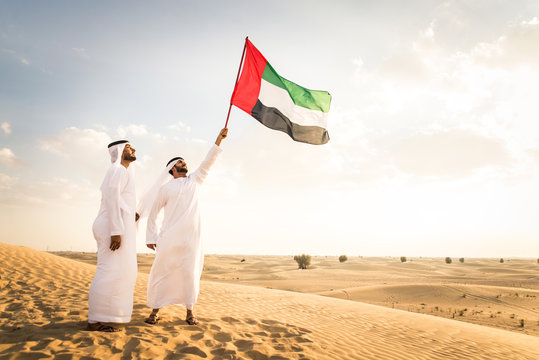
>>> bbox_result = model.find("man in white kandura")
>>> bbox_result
[142,128,228,325]
[87,140,139,332]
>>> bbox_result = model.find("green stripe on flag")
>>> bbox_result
[262,63,331,113]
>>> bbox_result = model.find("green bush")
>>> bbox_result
[338,255,348,263]
[500,258,504,263]
[293,254,311,269]
[459,258,465,263]
[445,257,452,264]
[400,256,407,263]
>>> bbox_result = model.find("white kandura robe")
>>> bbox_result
[146,145,222,309]
[88,164,137,323]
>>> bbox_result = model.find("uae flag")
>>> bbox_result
[230,38,331,145]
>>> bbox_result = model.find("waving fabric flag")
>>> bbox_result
[230,38,331,145]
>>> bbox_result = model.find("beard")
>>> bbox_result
[175,164,188,174]
[124,154,136,161]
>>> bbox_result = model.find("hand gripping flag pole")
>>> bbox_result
[224,36,248,128]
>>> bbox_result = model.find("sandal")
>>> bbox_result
[185,315,199,325]
[144,313,160,325]
[87,323,120,332]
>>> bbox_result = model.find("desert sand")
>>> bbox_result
[201,255,539,337]
[2,244,539,359]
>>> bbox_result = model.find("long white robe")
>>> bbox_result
[146,145,222,309]
[88,164,137,323]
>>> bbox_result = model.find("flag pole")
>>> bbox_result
[224,36,248,128]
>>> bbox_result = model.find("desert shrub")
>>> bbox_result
[400,256,407,263]
[500,258,504,263]
[293,254,311,269]
[339,255,348,263]
[520,319,525,327]
[459,258,465,263]
[537,258,539,264]
[445,257,452,264]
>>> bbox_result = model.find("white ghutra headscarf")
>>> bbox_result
[136,156,181,219]
[100,139,136,198]
[108,140,128,164]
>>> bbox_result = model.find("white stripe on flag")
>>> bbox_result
[258,79,328,128]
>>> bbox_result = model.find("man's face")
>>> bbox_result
[174,158,188,174]
[122,144,136,162]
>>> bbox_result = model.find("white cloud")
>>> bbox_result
[526,147,539,163]
[522,17,539,26]
[116,124,148,138]
[0,173,18,190]
[167,121,191,133]
[94,123,109,132]
[1,122,11,135]
[345,18,539,184]
[472,18,539,68]
[39,127,111,157]
[0,148,24,168]
[36,125,213,201]
[423,20,435,39]
[390,130,510,177]
[1,49,31,66]
[38,127,113,185]
[72,47,88,58]
[0,176,98,208]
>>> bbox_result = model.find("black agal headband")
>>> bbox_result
[166,157,184,167]
[108,140,129,148]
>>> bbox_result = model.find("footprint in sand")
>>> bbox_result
[214,332,232,342]
[190,332,205,341]
[245,318,258,325]
[177,345,207,358]
[221,316,241,323]
[210,347,237,357]
[234,339,255,351]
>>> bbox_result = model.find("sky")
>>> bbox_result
[1,0,539,257]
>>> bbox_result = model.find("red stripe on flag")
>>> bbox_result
[231,39,268,114]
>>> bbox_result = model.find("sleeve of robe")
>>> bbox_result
[103,166,128,236]
[146,186,167,245]
[191,144,223,184]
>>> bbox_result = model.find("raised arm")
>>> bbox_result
[191,128,228,184]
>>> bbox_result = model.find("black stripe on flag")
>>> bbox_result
[251,100,330,145]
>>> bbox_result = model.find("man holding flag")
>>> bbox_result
[140,37,328,326]
[142,128,228,326]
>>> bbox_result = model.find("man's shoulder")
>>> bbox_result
[106,163,128,172]
[103,164,129,182]
[162,178,181,190]
[163,177,195,190]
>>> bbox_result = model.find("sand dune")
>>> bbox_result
[196,255,539,336]
[2,244,539,359]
